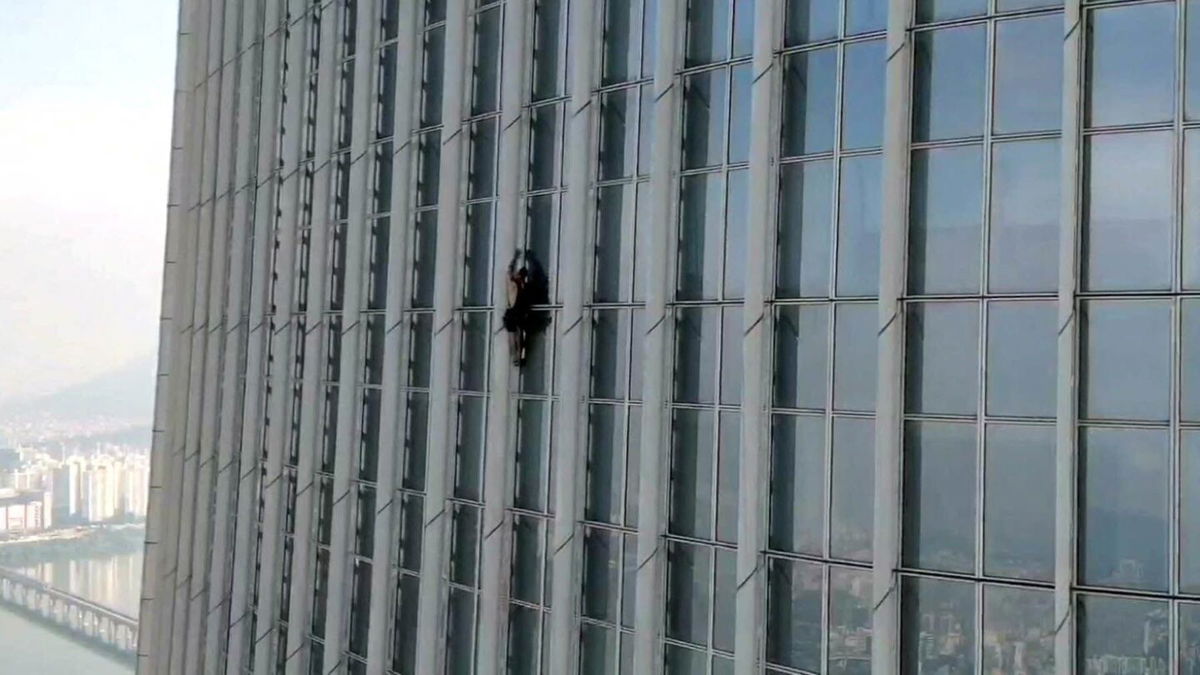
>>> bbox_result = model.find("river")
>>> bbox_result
[0,551,142,674]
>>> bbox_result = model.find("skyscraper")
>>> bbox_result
[139,0,1200,673]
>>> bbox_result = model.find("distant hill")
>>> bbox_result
[0,355,157,422]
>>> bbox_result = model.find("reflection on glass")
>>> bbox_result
[720,308,743,405]
[998,0,1060,12]
[989,139,1059,293]
[529,105,559,190]
[733,0,754,57]
[506,604,540,673]
[670,408,715,538]
[831,417,875,562]
[1081,300,1171,422]
[913,25,987,141]
[724,169,748,299]
[595,185,627,303]
[683,69,729,169]
[449,503,480,586]
[462,203,493,306]
[786,0,839,46]
[903,421,977,574]
[827,568,872,675]
[716,412,740,543]
[514,400,548,511]
[580,623,618,675]
[765,557,823,672]
[1087,3,1176,128]
[900,576,976,674]
[776,160,833,298]
[833,302,877,412]
[582,527,619,622]
[592,310,630,400]
[468,118,497,200]
[420,27,445,128]
[585,403,622,524]
[1078,595,1168,675]
[982,586,1054,674]
[531,0,563,100]
[686,0,730,66]
[984,424,1054,581]
[782,47,838,157]
[454,397,486,501]
[994,16,1062,134]
[908,145,983,295]
[769,414,827,555]
[678,173,725,300]
[446,588,477,673]
[905,302,979,417]
[665,645,708,674]
[713,549,736,651]
[511,515,543,604]
[1181,603,1200,675]
[602,0,638,85]
[1084,131,1173,291]
[416,129,441,204]
[773,304,830,410]
[600,89,636,181]
[729,64,752,163]
[1080,427,1169,592]
[1186,132,1200,288]
[471,7,502,115]
[986,301,1056,418]
[666,541,712,646]
[674,307,720,404]
[459,314,489,393]
[848,0,886,35]
[1183,433,1200,592]
[837,155,883,296]
[843,40,886,150]
[917,0,986,23]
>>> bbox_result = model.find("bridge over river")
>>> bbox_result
[0,566,138,663]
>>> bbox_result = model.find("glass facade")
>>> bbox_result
[141,0,1200,673]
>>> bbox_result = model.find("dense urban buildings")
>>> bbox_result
[0,448,149,531]
[138,0,1200,673]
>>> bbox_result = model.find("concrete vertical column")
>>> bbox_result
[631,0,683,672]
[249,4,314,670]
[544,0,601,672]
[320,0,380,667]
[871,0,915,669]
[137,0,199,669]
[476,0,531,671]
[282,1,339,671]
[362,0,422,669]
[1055,0,1083,671]
[733,0,780,672]
[157,0,215,667]
[414,0,471,671]
[203,0,268,666]
[224,0,288,670]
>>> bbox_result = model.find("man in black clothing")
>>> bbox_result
[503,251,549,366]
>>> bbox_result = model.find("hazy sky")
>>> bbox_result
[0,1,177,404]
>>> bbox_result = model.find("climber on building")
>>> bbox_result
[503,250,550,366]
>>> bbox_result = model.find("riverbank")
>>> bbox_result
[0,525,144,568]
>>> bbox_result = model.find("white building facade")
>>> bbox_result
[139,0,1200,673]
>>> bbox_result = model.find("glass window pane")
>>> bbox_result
[765,558,823,671]
[470,8,502,115]
[998,0,1059,12]
[782,47,838,157]
[602,0,637,85]
[1080,300,1172,422]
[674,306,720,404]
[670,408,715,538]
[1080,427,1169,592]
[678,173,725,301]
[595,185,628,303]
[986,301,1056,418]
[988,138,1059,293]
[1181,432,1200,592]
[1078,595,1169,673]
[913,25,987,142]
[917,0,985,23]
[462,203,493,306]
[729,63,752,164]
[421,26,445,128]
[833,302,877,413]
[1088,3,1177,128]
[665,542,712,646]
[639,84,656,175]
[625,407,643,526]
[829,567,873,674]
[1187,302,1200,422]
[837,155,883,296]
[592,310,630,400]
[713,549,737,651]
[686,0,731,66]
[831,417,875,561]
[586,404,623,524]
[982,586,1054,674]
[905,302,979,417]
[732,0,754,57]
[446,588,477,673]
[600,89,637,181]
[773,304,829,410]
[582,528,619,622]
[683,69,730,169]
[1084,131,1174,292]
[908,145,984,295]
[643,0,659,78]
[900,577,976,673]
[459,315,489,393]
[994,16,1062,134]
[1185,131,1200,288]
[449,504,480,586]
[777,160,834,298]
[720,307,744,405]
[786,0,839,46]
[1182,603,1200,671]
[848,0,886,35]
[468,118,497,200]
[903,421,977,573]
[531,0,563,100]
[580,623,618,675]
[412,211,438,308]
[511,516,544,604]
[717,412,741,543]
[665,645,708,674]
[842,39,886,151]
[514,400,548,511]
[529,104,560,190]
[984,424,1055,581]
[417,131,441,207]
[769,414,827,555]
[454,397,486,500]
[724,169,748,299]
